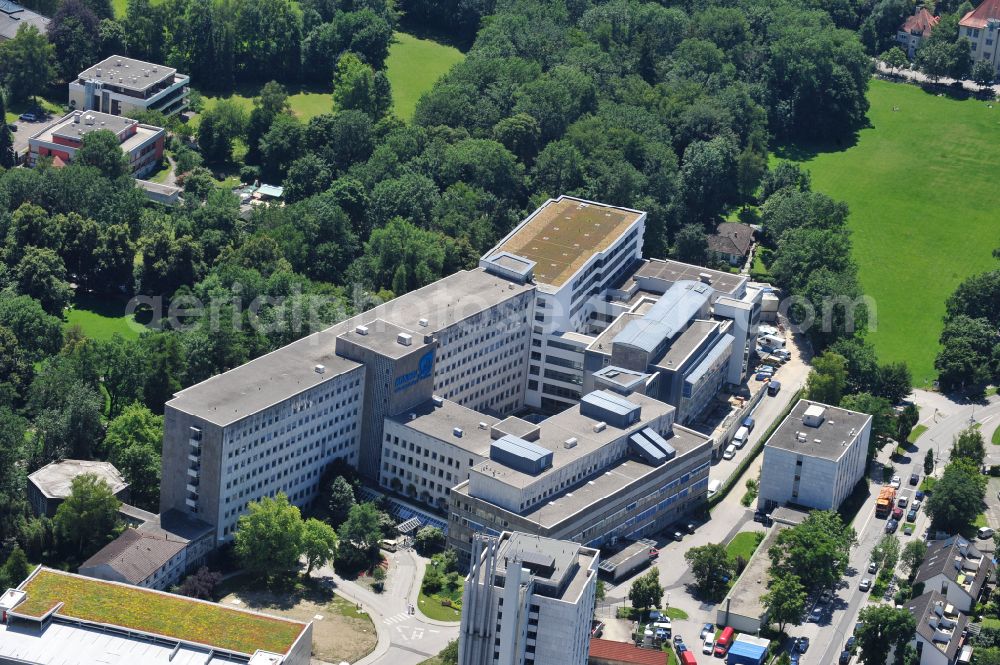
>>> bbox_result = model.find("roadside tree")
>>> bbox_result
[301,517,338,574]
[768,510,855,592]
[926,459,986,533]
[684,543,734,600]
[628,568,664,613]
[761,570,807,633]
[855,604,916,665]
[234,493,304,580]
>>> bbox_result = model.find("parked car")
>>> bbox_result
[18,112,37,122]
[892,507,904,521]
[910,473,919,486]
[808,606,822,622]
[840,649,851,664]
[890,475,901,489]
[767,381,782,396]
[714,627,734,657]
[907,508,918,522]
[978,527,995,540]
[675,642,687,653]
[742,416,755,431]
[868,561,877,574]
[684,522,696,534]
[672,531,684,542]
[790,653,800,665]
[755,372,772,381]
[912,500,922,511]
[700,623,714,640]
[673,634,684,646]
[733,426,750,448]
[723,444,737,460]
[796,637,810,653]
[859,578,871,591]
[885,519,899,533]
[846,636,856,651]
[702,635,714,654]
[897,496,908,508]
[7,123,16,131]
[915,490,925,501]
[754,509,771,524]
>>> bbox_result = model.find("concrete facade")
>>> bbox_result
[757,401,871,512]
[68,55,190,117]
[459,532,598,665]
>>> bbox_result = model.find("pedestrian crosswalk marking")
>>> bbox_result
[384,612,409,625]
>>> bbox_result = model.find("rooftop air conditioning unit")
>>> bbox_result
[479,422,488,430]
[355,325,368,336]
[314,365,325,374]
[453,427,464,438]
[564,437,578,449]
[419,318,429,327]
[432,395,444,407]
[593,422,607,433]
[397,333,412,346]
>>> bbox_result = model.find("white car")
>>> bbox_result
[703,636,715,654]
[723,444,737,460]
[890,476,901,489]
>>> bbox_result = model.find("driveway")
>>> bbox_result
[311,549,459,665]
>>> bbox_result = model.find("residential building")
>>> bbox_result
[481,196,646,414]
[588,639,667,665]
[907,591,969,665]
[459,532,598,665]
[914,536,994,613]
[706,222,754,266]
[27,459,129,518]
[898,8,940,58]
[757,400,871,511]
[0,567,312,665]
[960,0,1000,77]
[447,391,712,562]
[78,509,213,591]
[0,0,48,40]
[68,55,190,117]
[716,525,784,633]
[27,110,165,177]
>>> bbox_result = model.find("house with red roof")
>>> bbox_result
[897,8,940,58]
[589,639,667,665]
[960,0,1000,78]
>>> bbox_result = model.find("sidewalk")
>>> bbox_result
[874,61,1000,96]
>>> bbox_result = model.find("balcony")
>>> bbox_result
[187,467,199,477]
[188,453,199,463]
[186,483,199,494]
[189,439,201,450]
[185,498,197,508]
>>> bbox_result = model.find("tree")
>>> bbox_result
[198,100,247,162]
[673,224,709,265]
[855,604,916,665]
[13,247,73,316]
[328,475,356,526]
[900,540,927,578]
[0,24,55,103]
[871,534,900,570]
[926,459,986,533]
[684,543,734,600]
[414,526,446,555]
[881,46,908,74]
[332,53,391,118]
[0,408,27,540]
[178,566,223,599]
[48,0,99,80]
[0,293,63,362]
[140,333,185,414]
[440,640,459,665]
[53,473,121,556]
[628,568,663,612]
[234,493,305,580]
[77,129,130,179]
[283,154,332,203]
[301,517,338,575]
[0,326,32,407]
[806,351,849,405]
[761,570,807,633]
[769,510,855,592]
[896,403,919,446]
[338,502,383,552]
[877,362,912,404]
[935,315,996,393]
[972,59,997,89]
[951,426,986,466]
[924,448,935,475]
[0,92,16,168]
[103,404,163,510]
[0,546,30,589]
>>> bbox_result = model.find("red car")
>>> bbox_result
[892,507,904,520]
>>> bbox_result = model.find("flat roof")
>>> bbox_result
[633,259,746,297]
[721,527,780,623]
[592,366,650,391]
[489,532,597,603]
[51,111,133,141]
[489,196,643,287]
[338,318,431,359]
[765,399,872,462]
[658,320,718,370]
[169,268,533,425]
[613,281,712,354]
[388,398,499,455]
[0,1,48,41]
[78,55,177,91]
[28,459,128,499]
[11,568,307,657]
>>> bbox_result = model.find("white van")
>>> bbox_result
[733,426,750,448]
[723,444,737,460]
[707,479,722,497]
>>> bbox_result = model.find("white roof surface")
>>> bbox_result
[0,620,248,665]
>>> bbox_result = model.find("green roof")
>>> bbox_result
[16,568,306,656]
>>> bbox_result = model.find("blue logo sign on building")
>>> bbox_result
[394,350,435,392]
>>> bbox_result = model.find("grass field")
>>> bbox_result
[778,79,1000,385]
[908,424,928,443]
[726,531,764,562]
[198,88,333,125]
[992,425,1000,445]
[65,293,142,341]
[385,32,464,120]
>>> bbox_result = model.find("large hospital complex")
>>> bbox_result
[113,196,765,576]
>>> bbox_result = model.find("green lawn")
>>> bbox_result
[726,531,764,562]
[64,293,143,341]
[195,87,333,129]
[418,590,462,621]
[778,80,1000,385]
[908,424,928,444]
[992,426,1000,445]
[385,32,464,121]
[19,569,305,655]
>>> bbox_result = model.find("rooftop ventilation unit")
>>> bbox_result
[431,395,444,407]
[453,427,464,438]
[419,318,429,327]
[355,325,368,335]
[95,68,102,77]
[564,437,578,449]
[479,422,489,430]
[593,422,607,433]
[397,333,412,346]
[314,364,325,374]
[698,272,712,284]
[409,413,416,420]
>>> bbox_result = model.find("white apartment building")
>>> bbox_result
[757,400,871,512]
[482,196,646,414]
[68,55,191,117]
[459,532,598,665]
[960,0,1000,77]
